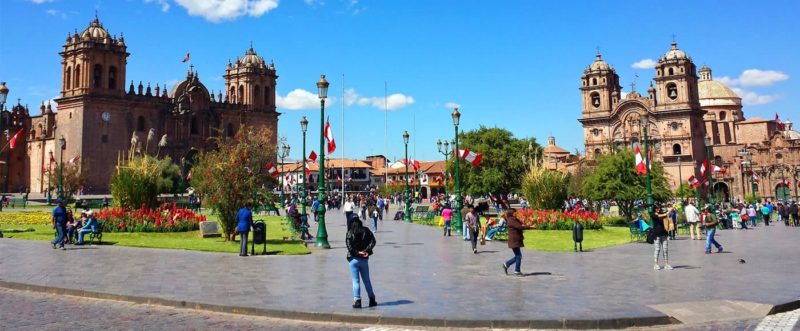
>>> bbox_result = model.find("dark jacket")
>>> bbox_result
[506,215,525,249]
[652,212,669,237]
[236,207,253,233]
[789,204,799,215]
[346,226,376,260]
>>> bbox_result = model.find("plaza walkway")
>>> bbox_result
[1,208,799,329]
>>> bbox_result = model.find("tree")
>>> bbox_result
[674,183,697,200]
[447,126,540,195]
[567,161,594,198]
[191,126,277,241]
[583,150,672,221]
[521,166,568,210]
[47,163,89,203]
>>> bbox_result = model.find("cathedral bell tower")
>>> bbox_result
[580,52,621,116]
[653,42,699,110]
[60,16,129,98]
[223,45,278,111]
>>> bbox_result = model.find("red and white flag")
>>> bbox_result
[9,129,22,149]
[266,162,279,177]
[336,175,342,183]
[308,150,317,163]
[68,155,81,164]
[458,149,483,167]
[403,159,421,171]
[776,113,785,130]
[634,146,646,175]
[699,176,709,188]
[699,160,708,177]
[49,151,56,163]
[304,162,311,177]
[712,165,722,173]
[324,118,336,154]
[182,52,190,63]
[687,175,699,188]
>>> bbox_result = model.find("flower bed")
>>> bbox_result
[96,204,206,232]
[515,209,602,230]
[0,212,52,225]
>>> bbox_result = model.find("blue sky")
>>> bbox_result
[1,0,797,163]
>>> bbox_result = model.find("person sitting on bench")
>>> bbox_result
[485,215,507,241]
[76,210,98,245]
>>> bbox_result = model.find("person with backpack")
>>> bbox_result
[346,215,377,309]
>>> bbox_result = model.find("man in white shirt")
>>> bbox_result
[344,198,355,229]
[684,200,701,240]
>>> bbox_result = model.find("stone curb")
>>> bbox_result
[0,280,678,329]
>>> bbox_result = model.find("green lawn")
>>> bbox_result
[0,215,309,255]
[522,226,632,252]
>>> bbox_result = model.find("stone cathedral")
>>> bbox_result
[578,42,800,202]
[0,17,279,194]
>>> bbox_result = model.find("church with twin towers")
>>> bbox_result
[0,16,279,194]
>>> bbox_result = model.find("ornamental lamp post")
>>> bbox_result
[315,75,330,249]
[704,136,715,209]
[403,131,412,222]
[0,82,9,194]
[278,141,290,208]
[300,116,309,220]
[58,136,66,199]
[452,107,463,232]
[639,110,655,223]
[436,139,452,198]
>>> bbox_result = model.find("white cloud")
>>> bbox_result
[30,0,54,4]
[174,0,278,22]
[631,58,657,69]
[343,88,414,110]
[144,0,170,12]
[731,87,780,106]
[717,69,788,87]
[445,102,460,109]
[276,88,325,110]
[717,76,737,86]
[45,9,67,19]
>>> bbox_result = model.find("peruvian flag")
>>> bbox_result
[712,165,722,173]
[634,146,646,175]
[336,175,342,183]
[304,162,311,177]
[324,118,336,154]
[308,150,317,163]
[68,155,81,164]
[753,173,760,183]
[458,149,483,167]
[266,162,279,177]
[687,175,699,188]
[182,52,190,63]
[9,129,22,149]
[782,179,791,187]
[403,159,421,171]
[697,176,709,188]
[776,113,785,130]
[49,151,56,163]
[699,160,708,177]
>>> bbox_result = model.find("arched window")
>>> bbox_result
[253,85,260,105]
[93,64,103,88]
[238,85,245,104]
[719,111,727,121]
[65,67,72,90]
[108,66,117,90]
[74,65,81,88]
[592,78,597,85]
[667,83,678,100]
[714,156,722,166]
[229,86,236,103]
[590,92,601,108]
[594,148,602,156]
[264,86,270,105]
[668,68,674,76]
[190,116,198,135]
[137,116,146,132]
[227,123,235,137]
[672,144,682,155]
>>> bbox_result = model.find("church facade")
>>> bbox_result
[578,42,800,202]
[0,17,279,194]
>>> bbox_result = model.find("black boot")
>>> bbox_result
[352,299,361,308]
[368,297,377,307]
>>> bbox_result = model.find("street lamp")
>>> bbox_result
[315,75,330,249]
[403,131,412,222]
[640,110,656,223]
[452,107,463,232]
[58,136,66,199]
[278,140,290,208]
[436,139,452,197]
[0,82,9,194]
[704,136,715,209]
[300,116,309,221]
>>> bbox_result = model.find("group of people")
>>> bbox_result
[50,198,99,249]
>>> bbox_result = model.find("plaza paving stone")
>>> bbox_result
[1,207,799,329]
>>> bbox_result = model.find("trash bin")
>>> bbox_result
[572,223,584,252]
[251,220,266,255]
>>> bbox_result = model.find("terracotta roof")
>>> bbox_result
[543,145,570,155]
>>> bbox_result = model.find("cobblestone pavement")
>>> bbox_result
[1,207,799,327]
[1,288,794,330]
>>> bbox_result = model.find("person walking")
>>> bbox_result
[685,200,701,240]
[441,204,453,236]
[346,215,377,309]
[237,202,253,257]
[748,204,758,227]
[653,206,673,270]
[790,202,799,227]
[51,198,68,250]
[702,205,723,254]
[343,198,355,228]
[761,202,771,226]
[668,205,678,240]
[464,204,480,254]
[368,203,378,233]
[501,208,525,276]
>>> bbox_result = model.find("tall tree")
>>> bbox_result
[583,150,672,221]
[522,166,568,210]
[447,126,540,195]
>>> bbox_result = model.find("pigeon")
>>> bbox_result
[738,259,746,264]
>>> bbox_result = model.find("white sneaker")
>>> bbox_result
[484,237,492,241]
[664,264,673,270]
[653,264,661,270]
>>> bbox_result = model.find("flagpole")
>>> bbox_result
[341,74,345,204]
[384,81,388,194]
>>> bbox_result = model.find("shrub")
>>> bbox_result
[111,154,180,209]
[521,166,568,210]
[601,216,628,227]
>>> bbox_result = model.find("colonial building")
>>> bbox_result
[578,42,800,202]
[0,17,279,194]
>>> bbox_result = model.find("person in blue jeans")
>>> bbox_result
[237,203,253,256]
[702,206,723,254]
[76,210,98,245]
[501,209,526,276]
[346,215,377,308]
[51,199,67,250]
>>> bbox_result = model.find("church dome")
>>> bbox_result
[239,46,265,67]
[80,17,110,39]
[662,42,687,60]
[698,80,741,107]
[589,53,611,71]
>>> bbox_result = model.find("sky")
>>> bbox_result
[1,0,798,163]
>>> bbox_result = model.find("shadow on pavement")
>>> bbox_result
[671,265,700,269]
[378,299,414,306]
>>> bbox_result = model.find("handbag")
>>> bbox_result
[645,229,655,244]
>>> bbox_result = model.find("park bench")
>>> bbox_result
[628,221,646,242]
[88,221,105,244]
[255,203,280,216]
[412,205,430,219]
[8,198,27,208]
[74,199,106,210]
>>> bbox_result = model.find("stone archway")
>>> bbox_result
[774,183,791,202]
[713,182,730,202]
